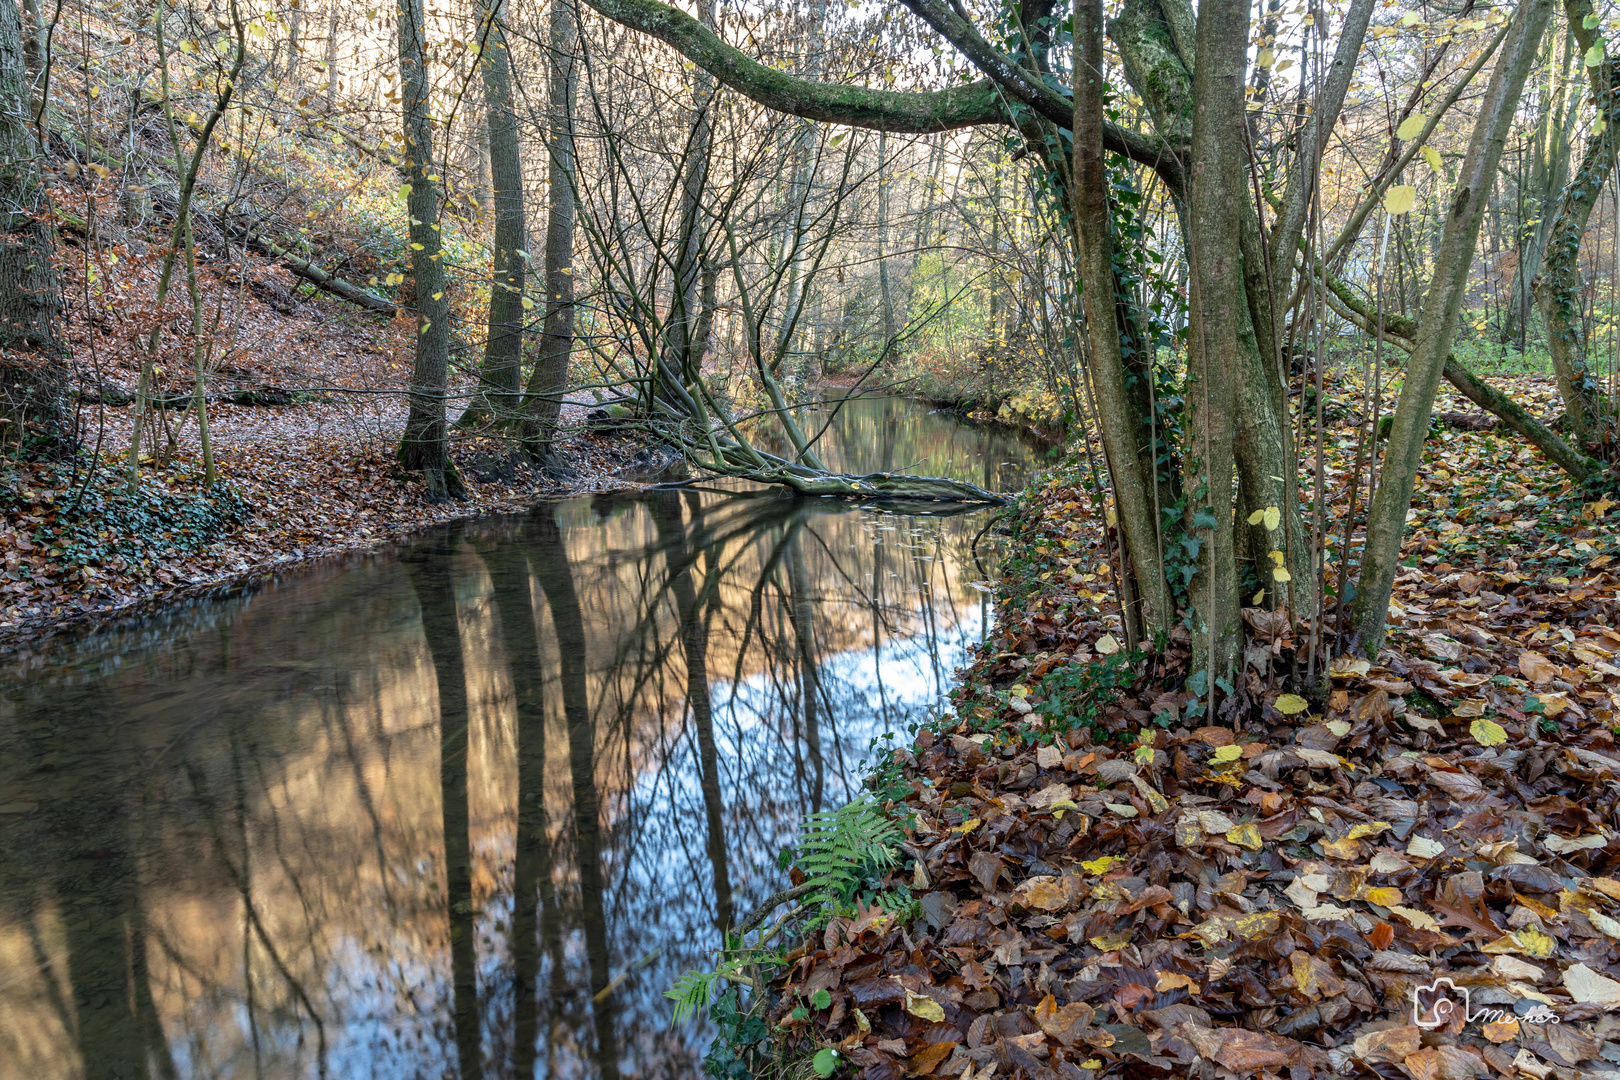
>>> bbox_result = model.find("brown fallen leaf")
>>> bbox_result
[1520,650,1558,684]
[1352,1024,1422,1064]
[1212,1028,1304,1072]
[1032,993,1094,1046]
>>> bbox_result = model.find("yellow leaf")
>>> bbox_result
[1211,744,1243,763]
[411,242,425,251]
[1400,11,1419,26]
[1326,720,1351,737]
[1422,145,1443,172]
[1345,821,1392,840]
[1396,114,1426,140]
[903,990,945,1023]
[1081,855,1119,875]
[178,39,194,53]
[1517,926,1556,959]
[1156,971,1198,992]
[1365,886,1403,906]
[1258,47,1276,68]
[1273,567,1292,583]
[1081,1061,1102,1070]
[1247,508,1265,525]
[952,818,982,835]
[1090,932,1133,950]
[431,291,443,301]
[520,296,535,310]
[1226,824,1263,851]
[1263,506,1281,531]
[1384,185,1417,215]
[1096,633,1120,655]
[1275,693,1309,715]
[1471,718,1508,747]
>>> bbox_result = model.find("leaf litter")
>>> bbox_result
[765,377,1620,1079]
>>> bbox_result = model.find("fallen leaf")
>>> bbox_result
[1520,651,1557,684]
[1564,962,1620,1005]
[903,988,945,1022]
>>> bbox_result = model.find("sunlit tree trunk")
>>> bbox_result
[458,0,527,430]
[396,0,464,498]
[520,0,580,465]
[1352,0,1554,656]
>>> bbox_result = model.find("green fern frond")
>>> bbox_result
[665,969,717,1027]
[793,797,902,903]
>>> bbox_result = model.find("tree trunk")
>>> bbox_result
[1506,29,1575,342]
[324,4,339,111]
[0,0,64,458]
[1351,0,1553,657]
[519,0,579,465]
[876,130,895,341]
[458,0,527,430]
[1183,0,1249,683]
[1071,0,1171,645]
[663,0,718,389]
[1531,0,1616,449]
[285,0,301,81]
[396,0,464,498]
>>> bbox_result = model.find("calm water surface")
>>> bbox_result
[0,396,1035,1080]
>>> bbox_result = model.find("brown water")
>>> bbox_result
[0,395,1036,1080]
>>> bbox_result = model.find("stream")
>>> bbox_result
[0,394,1038,1080]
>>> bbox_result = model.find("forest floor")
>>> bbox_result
[0,255,658,649]
[759,374,1620,1080]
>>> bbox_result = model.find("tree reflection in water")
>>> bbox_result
[0,399,1029,1079]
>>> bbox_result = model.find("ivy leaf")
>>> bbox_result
[1396,114,1426,140]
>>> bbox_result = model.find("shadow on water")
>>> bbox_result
[0,396,1035,1079]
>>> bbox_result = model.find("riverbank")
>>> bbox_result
[0,409,658,651]
[744,388,1620,1080]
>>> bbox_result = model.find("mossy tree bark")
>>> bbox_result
[458,0,528,430]
[519,0,580,467]
[396,0,465,499]
[0,0,62,457]
[1071,0,1171,645]
[1182,0,1249,682]
[1350,0,1554,657]
[1530,0,1617,450]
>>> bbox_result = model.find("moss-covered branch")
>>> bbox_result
[1320,268,1597,481]
[581,0,1182,185]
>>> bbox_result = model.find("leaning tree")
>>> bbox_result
[580,0,1563,702]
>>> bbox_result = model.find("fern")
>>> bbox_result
[665,969,718,1027]
[794,797,902,905]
